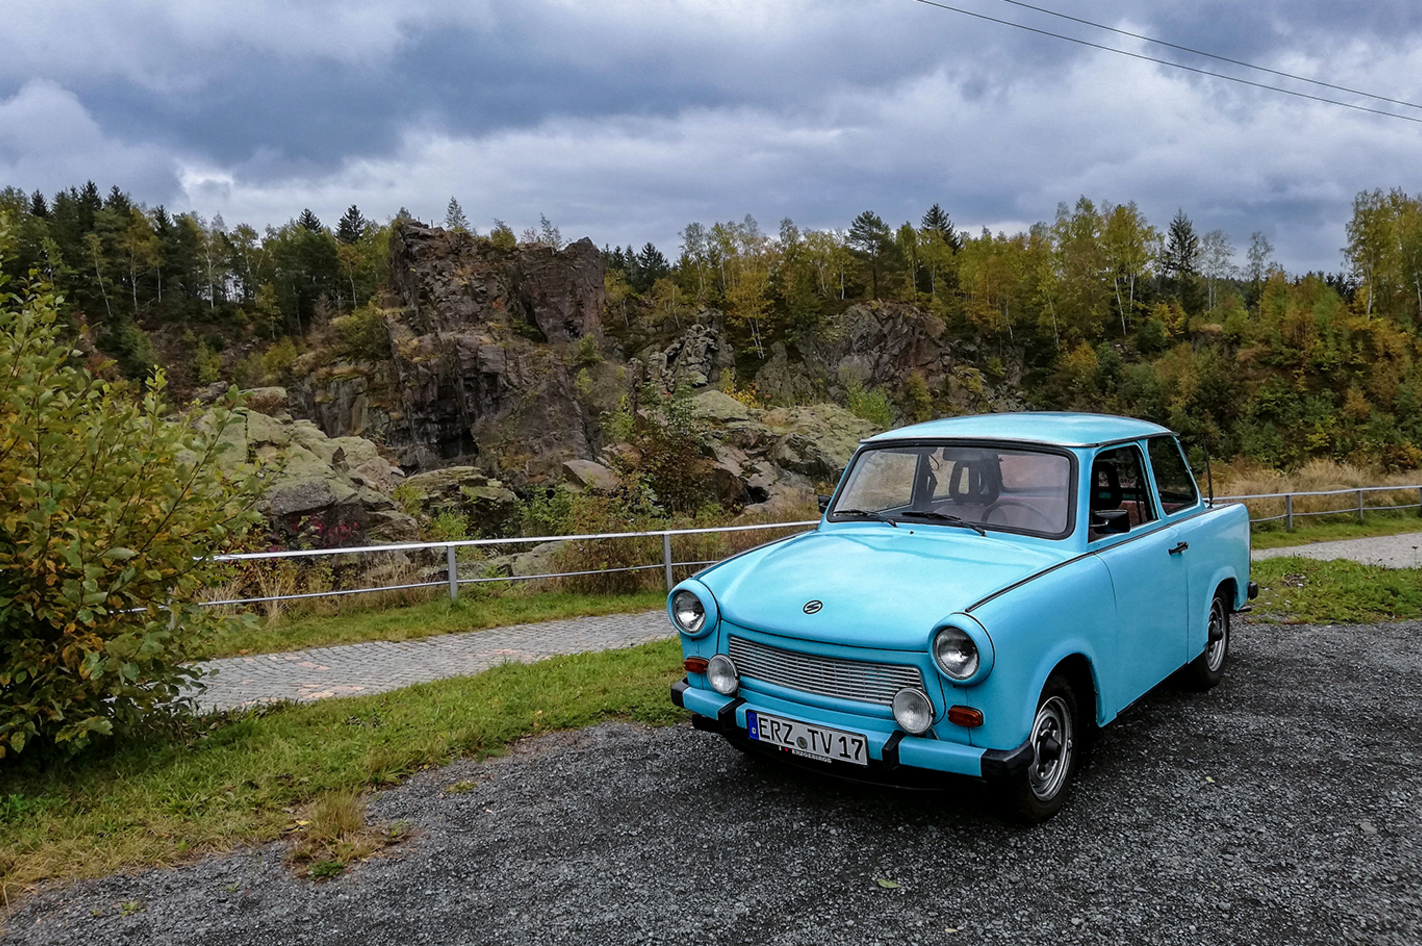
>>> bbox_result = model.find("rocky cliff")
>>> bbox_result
[297,222,605,479]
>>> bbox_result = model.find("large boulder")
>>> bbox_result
[563,459,619,492]
[400,466,519,535]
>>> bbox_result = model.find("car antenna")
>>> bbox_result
[1203,441,1215,507]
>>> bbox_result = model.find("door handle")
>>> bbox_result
[1168,541,1189,555]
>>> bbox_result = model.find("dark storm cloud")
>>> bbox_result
[3,0,1420,273]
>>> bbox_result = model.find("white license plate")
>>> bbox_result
[746,710,868,766]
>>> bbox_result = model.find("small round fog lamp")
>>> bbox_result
[892,687,934,734]
[706,654,739,696]
[672,590,706,635]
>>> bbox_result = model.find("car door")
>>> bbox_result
[1088,444,1190,708]
[1146,435,1211,663]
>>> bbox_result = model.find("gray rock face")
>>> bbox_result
[399,466,519,536]
[228,401,417,543]
[302,222,606,479]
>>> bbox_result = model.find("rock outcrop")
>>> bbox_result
[297,222,606,481]
[199,386,420,543]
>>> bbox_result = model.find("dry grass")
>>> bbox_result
[1215,459,1422,524]
[284,791,411,880]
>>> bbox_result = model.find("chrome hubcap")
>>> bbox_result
[1205,599,1228,672]
[1028,696,1073,801]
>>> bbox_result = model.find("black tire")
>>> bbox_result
[1185,590,1230,690]
[1005,673,1080,824]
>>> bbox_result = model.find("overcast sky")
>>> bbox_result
[3,0,1420,273]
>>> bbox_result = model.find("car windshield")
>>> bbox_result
[830,442,1074,537]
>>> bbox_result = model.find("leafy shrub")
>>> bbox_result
[0,234,262,757]
[330,306,391,361]
[844,378,894,429]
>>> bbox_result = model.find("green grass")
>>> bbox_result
[1249,511,1422,550]
[204,589,668,659]
[1250,557,1422,624]
[0,639,687,891]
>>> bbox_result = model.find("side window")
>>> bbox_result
[1088,446,1157,536]
[1148,437,1200,513]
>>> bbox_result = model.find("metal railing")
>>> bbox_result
[202,520,819,608]
[1215,484,1422,531]
[200,482,1422,611]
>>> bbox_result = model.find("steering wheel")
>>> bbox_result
[983,498,1056,530]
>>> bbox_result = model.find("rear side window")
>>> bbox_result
[1148,437,1200,513]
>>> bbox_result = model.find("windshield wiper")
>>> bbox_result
[900,510,987,536]
[834,508,899,528]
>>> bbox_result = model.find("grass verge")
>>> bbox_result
[1250,557,1422,624]
[1249,511,1422,550]
[203,589,668,659]
[0,639,686,892]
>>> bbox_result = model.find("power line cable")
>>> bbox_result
[909,0,1422,125]
[992,0,1422,111]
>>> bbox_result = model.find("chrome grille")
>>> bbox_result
[728,636,925,706]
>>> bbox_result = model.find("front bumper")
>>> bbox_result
[672,678,1031,780]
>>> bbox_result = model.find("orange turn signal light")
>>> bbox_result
[947,705,984,728]
[684,656,710,674]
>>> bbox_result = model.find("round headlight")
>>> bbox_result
[706,654,739,696]
[672,589,706,635]
[892,688,934,734]
[934,626,980,680]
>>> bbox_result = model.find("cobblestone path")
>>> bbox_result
[192,531,1422,712]
[194,610,672,712]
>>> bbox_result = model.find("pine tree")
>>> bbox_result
[337,204,367,244]
[1161,209,1202,314]
[444,197,469,232]
[28,191,48,218]
[1161,210,1199,278]
[921,203,963,251]
[634,243,669,293]
[848,210,893,298]
[297,208,324,233]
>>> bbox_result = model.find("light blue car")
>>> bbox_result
[670,412,1255,822]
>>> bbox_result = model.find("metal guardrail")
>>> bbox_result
[203,520,819,608]
[203,482,1422,611]
[1215,484,1422,531]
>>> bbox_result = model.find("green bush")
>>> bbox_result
[0,231,263,757]
[330,305,391,361]
[845,378,894,429]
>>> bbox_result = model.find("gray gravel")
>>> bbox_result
[1253,532,1422,569]
[8,618,1420,946]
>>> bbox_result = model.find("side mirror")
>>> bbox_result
[817,494,832,513]
[1091,509,1130,534]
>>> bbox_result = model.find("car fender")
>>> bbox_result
[959,555,1116,750]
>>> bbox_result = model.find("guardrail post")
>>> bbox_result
[1285,494,1294,532]
[1356,489,1365,523]
[1418,487,1422,518]
[446,545,459,602]
[663,533,674,592]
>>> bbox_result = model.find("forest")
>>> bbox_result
[3,183,1422,472]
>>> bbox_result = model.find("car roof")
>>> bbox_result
[864,411,1174,448]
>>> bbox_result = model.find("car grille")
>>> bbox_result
[727,636,926,706]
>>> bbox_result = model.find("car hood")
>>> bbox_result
[701,525,1073,651]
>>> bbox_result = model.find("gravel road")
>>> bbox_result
[8,618,1420,946]
[1253,532,1422,569]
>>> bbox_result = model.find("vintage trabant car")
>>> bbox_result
[669,412,1256,821]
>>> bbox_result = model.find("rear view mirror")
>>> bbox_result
[817,494,832,513]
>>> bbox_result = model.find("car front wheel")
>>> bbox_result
[1006,673,1079,824]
